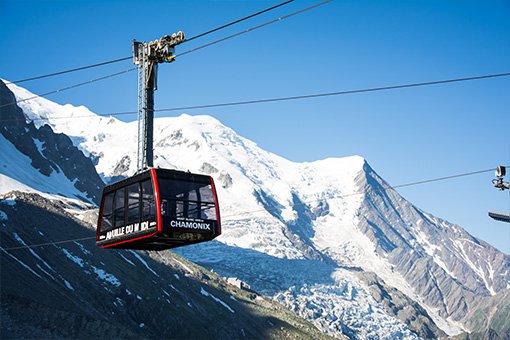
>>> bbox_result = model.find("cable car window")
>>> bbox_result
[159,179,217,221]
[141,180,155,221]
[114,188,126,228]
[127,183,141,225]
[175,201,213,219]
[199,201,217,220]
[101,192,115,232]
[199,185,215,202]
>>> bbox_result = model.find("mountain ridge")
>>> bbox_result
[0,81,104,204]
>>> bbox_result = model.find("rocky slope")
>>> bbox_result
[459,289,510,340]
[0,191,330,339]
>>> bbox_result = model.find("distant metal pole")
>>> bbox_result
[489,166,510,223]
[492,166,510,191]
[133,32,185,172]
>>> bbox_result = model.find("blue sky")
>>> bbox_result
[1,0,509,253]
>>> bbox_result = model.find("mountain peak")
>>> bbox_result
[176,113,224,126]
[307,154,367,176]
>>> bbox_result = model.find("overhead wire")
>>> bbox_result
[391,168,496,189]
[1,71,509,123]
[1,236,97,251]
[177,0,332,58]
[1,167,499,251]
[222,168,498,220]
[4,0,295,86]
[5,68,138,108]
[0,0,330,110]
[4,57,133,85]
[184,0,295,43]
[154,72,510,113]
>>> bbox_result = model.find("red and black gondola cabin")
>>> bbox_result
[96,168,221,250]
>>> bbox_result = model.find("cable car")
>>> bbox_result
[96,168,221,250]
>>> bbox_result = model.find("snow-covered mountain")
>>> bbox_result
[0,81,328,339]
[2,80,509,339]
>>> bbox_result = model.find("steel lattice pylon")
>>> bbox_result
[132,32,185,173]
[136,42,148,171]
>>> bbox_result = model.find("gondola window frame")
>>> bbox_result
[127,182,141,226]
[113,187,126,228]
[101,191,115,233]
[141,179,156,222]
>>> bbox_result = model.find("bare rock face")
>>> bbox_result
[461,289,510,340]
[218,171,233,189]
[0,81,104,204]
[200,162,219,174]
[358,163,510,323]
[112,155,131,177]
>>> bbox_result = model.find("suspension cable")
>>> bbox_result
[4,0,296,85]
[177,0,332,58]
[1,71,508,122]
[0,0,331,110]
[184,0,295,42]
[221,168,497,220]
